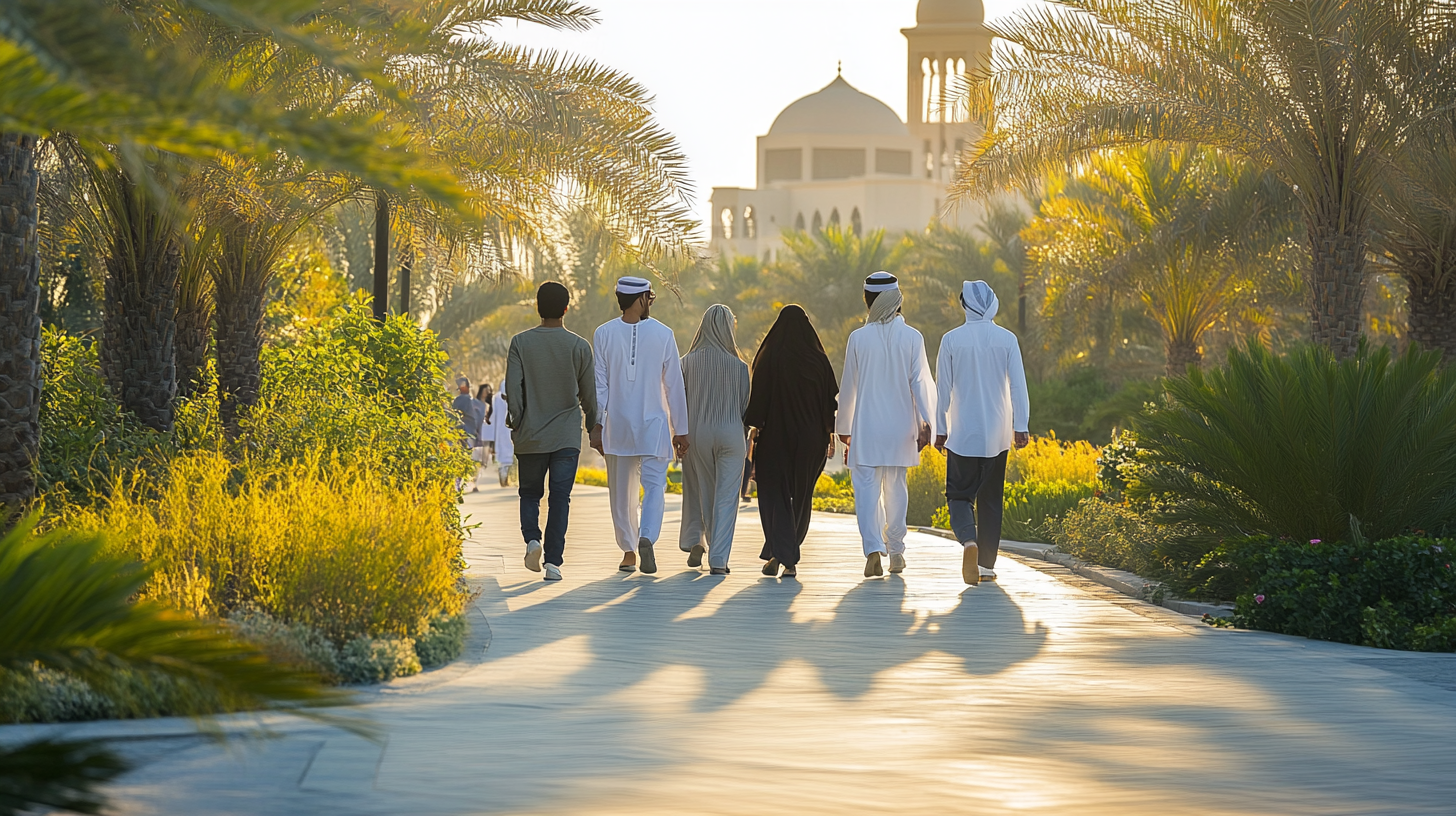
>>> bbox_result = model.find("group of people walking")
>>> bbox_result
[488,272,1028,586]
[452,378,513,490]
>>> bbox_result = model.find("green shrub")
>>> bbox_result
[1003,480,1096,543]
[241,294,471,486]
[59,452,467,643]
[414,613,469,669]
[1134,342,1456,549]
[1046,498,1173,576]
[1214,537,1456,650]
[906,447,946,526]
[0,666,227,724]
[338,636,421,684]
[812,471,855,514]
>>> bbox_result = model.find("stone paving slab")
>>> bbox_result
[56,484,1456,814]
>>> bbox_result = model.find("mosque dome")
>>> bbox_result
[916,0,984,24]
[767,75,909,137]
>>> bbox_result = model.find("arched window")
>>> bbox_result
[851,207,863,237]
[720,207,735,240]
[928,59,942,123]
[829,208,841,228]
[811,210,823,233]
[921,57,933,124]
[743,206,757,239]
[794,212,806,231]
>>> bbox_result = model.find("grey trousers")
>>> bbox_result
[679,424,747,568]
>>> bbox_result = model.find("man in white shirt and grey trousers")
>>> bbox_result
[590,276,690,575]
[838,271,937,579]
[935,281,1031,586]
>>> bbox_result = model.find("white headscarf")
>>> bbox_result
[866,272,903,325]
[689,304,739,358]
[961,280,999,323]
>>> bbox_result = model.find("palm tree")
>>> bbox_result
[776,225,897,370]
[1031,146,1301,376]
[1377,116,1456,360]
[0,0,461,504]
[894,225,1003,362]
[955,0,1456,359]
[0,135,42,511]
[977,197,1033,333]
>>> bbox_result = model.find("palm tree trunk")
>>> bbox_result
[100,234,180,433]
[1165,338,1202,377]
[0,133,42,510]
[1405,271,1456,362]
[214,280,265,435]
[398,239,412,318]
[372,192,389,322]
[1307,219,1368,360]
[175,297,211,399]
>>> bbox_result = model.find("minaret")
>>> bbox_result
[902,0,992,185]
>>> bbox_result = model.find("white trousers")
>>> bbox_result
[850,465,909,556]
[606,454,670,552]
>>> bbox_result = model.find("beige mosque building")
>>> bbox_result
[709,0,993,260]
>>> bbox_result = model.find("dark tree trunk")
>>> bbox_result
[1307,219,1368,360]
[398,239,412,318]
[174,297,211,399]
[1164,338,1202,377]
[215,282,265,434]
[0,133,42,510]
[99,175,180,434]
[372,192,389,321]
[1405,270,1456,362]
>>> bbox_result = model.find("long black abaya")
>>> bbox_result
[745,306,838,567]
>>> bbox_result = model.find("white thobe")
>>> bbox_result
[935,316,1030,459]
[837,317,936,555]
[593,317,689,551]
[492,392,513,466]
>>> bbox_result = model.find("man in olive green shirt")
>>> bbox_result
[504,282,597,581]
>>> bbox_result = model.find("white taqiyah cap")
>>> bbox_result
[864,271,899,293]
[616,276,652,295]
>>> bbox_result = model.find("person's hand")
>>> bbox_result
[673,434,690,458]
[826,436,836,459]
[589,425,604,456]
[934,434,947,454]
[917,424,932,452]
[838,434,851,447]
[1014,431,1031,449]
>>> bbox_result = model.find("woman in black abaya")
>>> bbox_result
[744,305,838,578]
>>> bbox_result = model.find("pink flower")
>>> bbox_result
[1254,594,1266,604]
[1309,539,1322,545]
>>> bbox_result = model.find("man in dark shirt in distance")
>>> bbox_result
[505,282,598,581]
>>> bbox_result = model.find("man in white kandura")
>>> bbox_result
[837,271,936,578]
[591,276,690,575]
[935,281,1030,586]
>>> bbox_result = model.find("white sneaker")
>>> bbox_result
[544,563,562,581]
[979,566,997,581]
[888,552,907,573]
[524,540,543,572]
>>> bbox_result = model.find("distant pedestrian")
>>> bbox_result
[745,305,838,579]
[590,276,689,575]
[837,272,936,578]
[934,281,1030,585]
[504,282,598,582]
[475,383,496,476]
[451,376,482,498]
[469,385,489,493]
[493,382,513,487]
[678,305,750,575]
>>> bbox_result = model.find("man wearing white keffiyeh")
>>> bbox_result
[836,272,937,578]
[934,280,1030,585]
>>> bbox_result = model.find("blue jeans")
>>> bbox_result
[517,448,579,567]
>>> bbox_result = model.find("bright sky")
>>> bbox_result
[498,0,1041,237]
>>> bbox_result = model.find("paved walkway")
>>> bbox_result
[41,486,1456,813]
